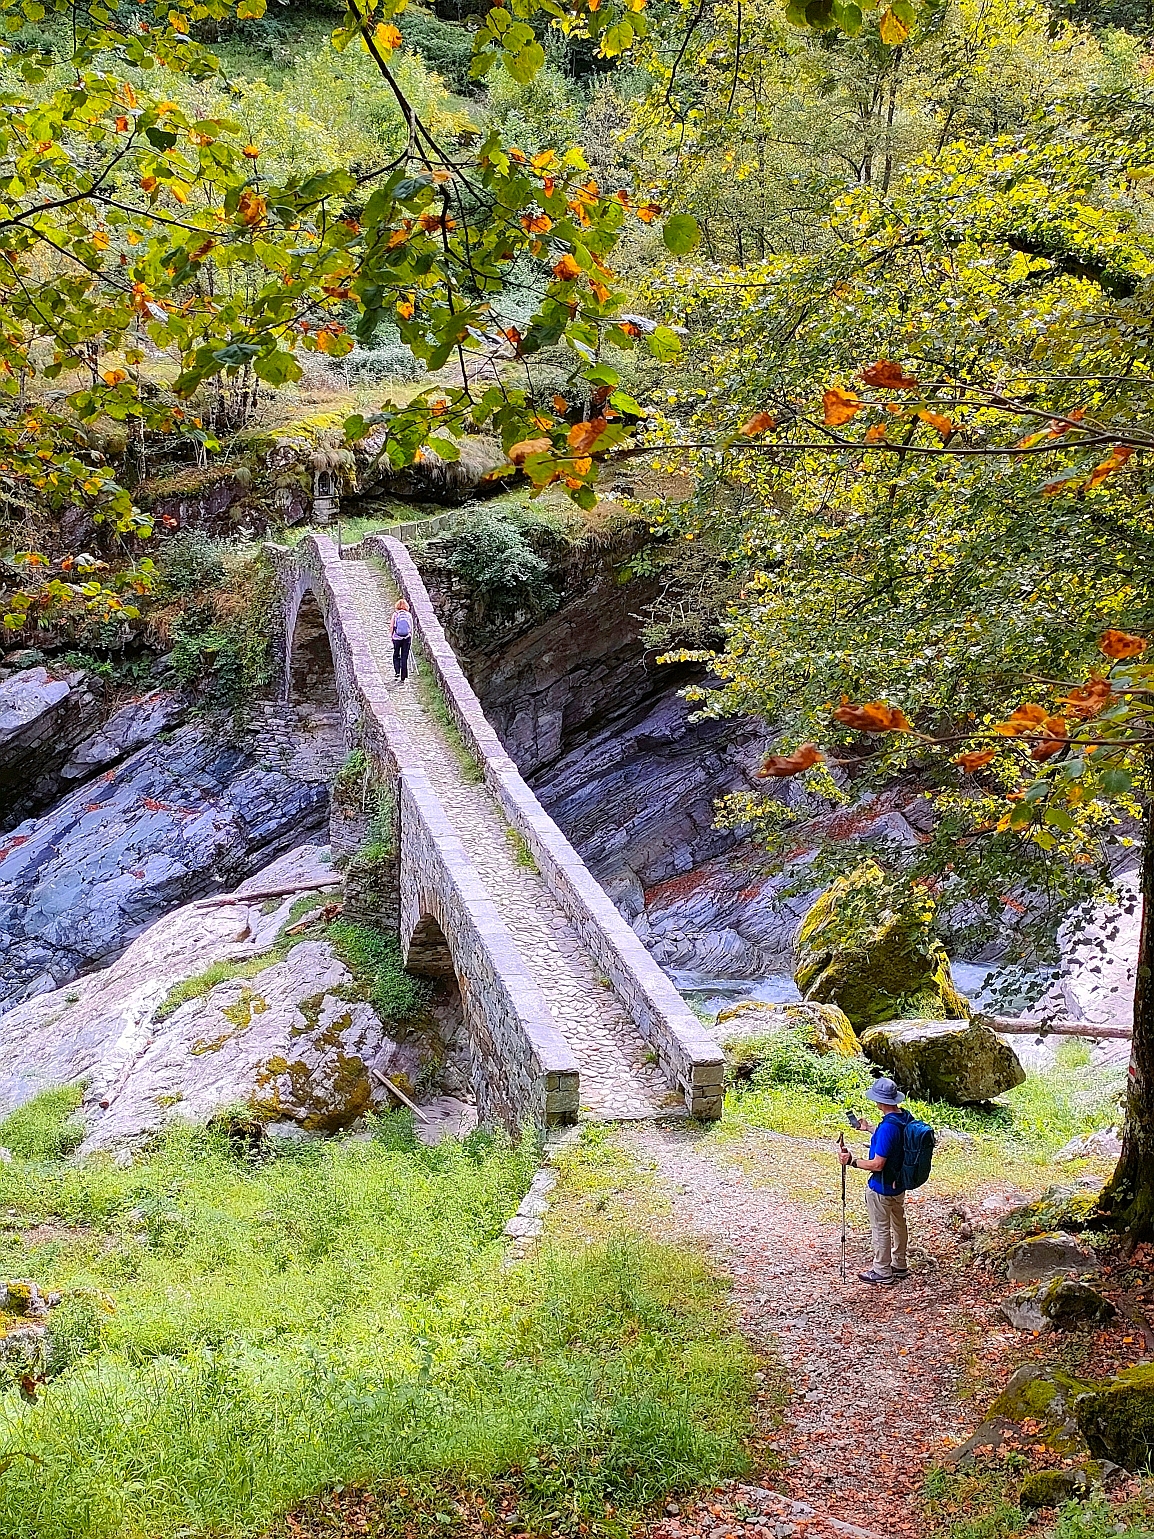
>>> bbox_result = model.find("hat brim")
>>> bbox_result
[866,1083,906,1104]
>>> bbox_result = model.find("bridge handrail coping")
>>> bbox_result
[353,532,725,1116]
[268,536,580,1118]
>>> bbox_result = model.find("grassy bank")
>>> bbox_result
[716,1033,1124,1198]
[0,1101,752,1539]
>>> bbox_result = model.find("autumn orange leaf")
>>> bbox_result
[757,743,824,779]
[589,278,611,304]
[918,410,953,436]
[1086,444,1134,489]
[568,417,609,454]
[832,698,913,733]
[864,423,888,443]
[739,411,777,436]
[243,144,260,159]
[139,175,158,193]
[396,296,415,320]
[861,360,918,390]
[237,189,266,226]
[522,213,552,234]
[386,224,412,249]
[418,211,456,233]
[1030,717,1068,761]
[553,395,568,414]
[373,22,403,49]
[508,438,551,465]
[1058,675,1113,719]
[956,749,997,771]
[115,115,129,132]
[990,703,1048,736]
[552,254,581,281]
[636,202,662,223]
[102,369,127,386]
[1100,628,1147,659]
[823,387,863,427]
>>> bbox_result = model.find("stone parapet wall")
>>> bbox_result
[266,537,580,1130]
[355,533,724,1119]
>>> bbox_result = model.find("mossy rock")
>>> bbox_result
[716,1000,859,1057]
[861,1018,1025,1104]
[1001,1190,1103,1238]
[1075,1365,1154,1470]
[1019,1468,1089,1510]
[794,862,970,1031]
[990,1364,1095,1459]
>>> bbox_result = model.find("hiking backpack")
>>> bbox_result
[897,1116,936,1191]
[394,613,411,638]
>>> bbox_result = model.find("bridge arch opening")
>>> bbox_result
[289,589,339,708]
[406,912,455,978]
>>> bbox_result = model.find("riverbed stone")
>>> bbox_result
[861,1018,1025,1103]
[793,862,970,1031]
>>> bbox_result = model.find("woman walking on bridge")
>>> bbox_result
[391,599,413,683]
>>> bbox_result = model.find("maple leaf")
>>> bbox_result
[861,360,918,389]
[237,189,266,226]
[568,418,610,454]
[956,749,997,771]
[832,698,913,733]
[757,743,824,778]
[1100,628,1147,659]
[823,387,863,427]
[739,411,777,436]
[552,255,581,281]
[508,438,551,465]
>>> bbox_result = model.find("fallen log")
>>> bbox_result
[991,1016,1131,1040]
[194,879,341,910]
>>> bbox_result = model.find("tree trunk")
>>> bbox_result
[1100,789,1154,1235]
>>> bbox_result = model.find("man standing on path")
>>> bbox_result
[839,1077,912,1285]
[391,599,413,683]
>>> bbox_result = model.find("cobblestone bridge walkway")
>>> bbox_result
[344,556,669,1121]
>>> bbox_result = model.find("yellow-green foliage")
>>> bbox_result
[0,1110,751,1539]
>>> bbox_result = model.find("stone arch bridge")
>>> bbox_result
[268,533,723,1132]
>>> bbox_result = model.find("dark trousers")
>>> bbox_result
[392,635,411,680]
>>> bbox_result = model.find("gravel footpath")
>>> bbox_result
[625,1121,977,1538]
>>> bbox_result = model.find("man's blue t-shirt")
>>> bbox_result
[868,1110,912,1195]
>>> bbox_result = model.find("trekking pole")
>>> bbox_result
[838,1133,848,1282]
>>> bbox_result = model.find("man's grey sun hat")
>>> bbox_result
[866,1076,906,1106]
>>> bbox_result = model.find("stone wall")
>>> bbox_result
[356,534,724,1120]
[267,536,580,1130]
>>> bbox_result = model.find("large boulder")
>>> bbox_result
[1075,1366,1154,1470]
[793,862,969,1031]
[0,846,417,1149]
[1007,1230,1099,1283]
[714,999,859,1056]
[1002,1278,1114,1333]
[860,1018,1025,1104]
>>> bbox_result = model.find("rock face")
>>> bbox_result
[861,1019,1025,1104]
[0,845,404,1147]
[0,715,330,1013]
[794,863,970,1030]
[715,999,859,1056]
[0,666,105,826]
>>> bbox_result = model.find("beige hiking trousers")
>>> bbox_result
[865,1187,908,1277]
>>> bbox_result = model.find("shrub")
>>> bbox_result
[327,921,430,1022]
[447,511,559,619]
[727,1031,870,1101]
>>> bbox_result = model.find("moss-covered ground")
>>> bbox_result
[0,1104,752,1539]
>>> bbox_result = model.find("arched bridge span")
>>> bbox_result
[271,532,723,1131]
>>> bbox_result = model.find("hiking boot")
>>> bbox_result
[891,1268,909,1279]
[858,1270,897,1285]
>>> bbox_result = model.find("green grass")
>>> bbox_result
[327,920,430,1022]
[719,1034,1125,1196]
[504,827,538,870]
[0,1085,85,1161]
[0,1109,752,1539]
[413,656,484,784]
[156,952,287,1021]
